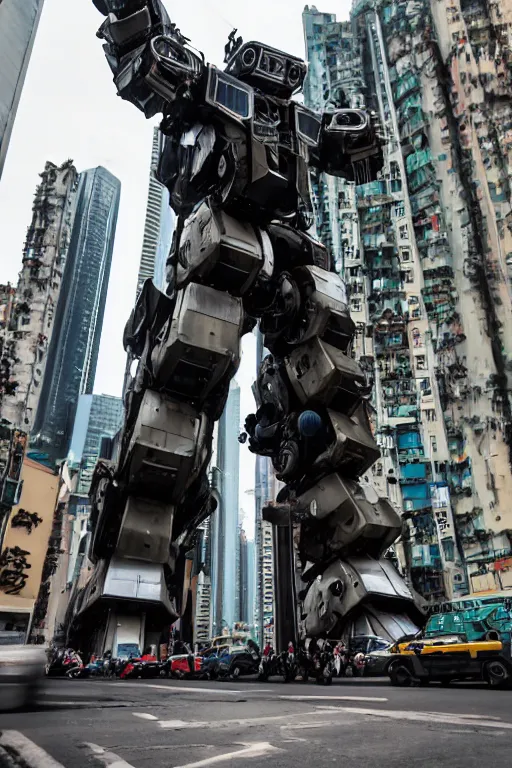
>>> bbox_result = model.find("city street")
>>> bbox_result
[0,677,511,768]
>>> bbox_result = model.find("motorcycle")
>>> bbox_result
[46,648,84,678]
[313,641,334,686]
[280,644,298,682]
[258,645,275,682]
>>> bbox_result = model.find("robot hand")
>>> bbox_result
[316,108,384,183]
[93,0,201,118]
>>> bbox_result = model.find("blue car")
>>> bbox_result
[201,644,260,680]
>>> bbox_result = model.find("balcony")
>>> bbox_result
[393,74,420,103]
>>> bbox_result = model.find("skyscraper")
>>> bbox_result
[211,380,240,634]
[303,2,512,602]
[0,0,45,180]
[136,127,175,295]
[63,393,123,588]
[0,161,78,430]
[67,394,124,496]
[31,166,121,465]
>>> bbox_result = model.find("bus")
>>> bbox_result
[425,592,512,645]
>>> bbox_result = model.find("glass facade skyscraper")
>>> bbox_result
[67,394,124,495]
[0,0,45,179]
[211,380,240,634]
[31,166,121,465]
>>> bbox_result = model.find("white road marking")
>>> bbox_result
[84,742,137,768]
[320,705,512,730]
[173,741,281,768]
[159,705,512,734]
[112,682,270,695]
[279,694,388,703]
[158,710,322,730]
[0,731,65,768]
[132,712,158,720]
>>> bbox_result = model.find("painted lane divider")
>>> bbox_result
[84,742,137,768]
[0,731,65,768]
[173,741,282,768]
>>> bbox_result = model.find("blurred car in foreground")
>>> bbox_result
[0,645,46,710]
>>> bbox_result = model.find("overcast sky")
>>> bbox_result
[0,0,350,535]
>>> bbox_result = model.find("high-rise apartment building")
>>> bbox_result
[31,167,121,465]
[303,2,512,603]
[0,161,78,430]
[135,127,175,296]
[0,0,45,179]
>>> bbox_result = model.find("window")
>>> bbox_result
[403,269,414,283]
[399,224,409,240]
[420,377,431,391]
[416,354,426,370]
[394,202,405,218]
[351,298,362,312]
[401,247,411,262]
[425,408,437,422]
[430,436,438,454]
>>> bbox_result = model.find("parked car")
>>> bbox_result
[200,645,229,679]
[345,635,389,677]
[387,634,512,688]
[162,654,203,679]
[0,645,46,710]
[216,644,260,680]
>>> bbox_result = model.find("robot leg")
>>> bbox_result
[248,244,421,648]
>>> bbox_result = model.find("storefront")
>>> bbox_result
[0,458,59,643]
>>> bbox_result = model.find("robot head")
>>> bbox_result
[225,41,307,98]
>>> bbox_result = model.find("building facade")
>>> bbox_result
[253,330,277,645]
[0,0,45,179]
[1,161,78,431]
[194,515,213,644]
[302,2,512,603]
[0,457,59,642]
[136,127,175,296]
[31,166,121,465]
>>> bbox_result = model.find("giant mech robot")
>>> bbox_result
[67,0,422,655]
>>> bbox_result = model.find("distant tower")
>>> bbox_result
[237,526,248,623]
[136,127,175,295]
[254,329,276,646]
[31,166,121,465]
[212,380,241,634]
[0,0,45,179]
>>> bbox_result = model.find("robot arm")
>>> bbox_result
[92,0,203,118]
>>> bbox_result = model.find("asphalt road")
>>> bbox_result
[0,676,511,768]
